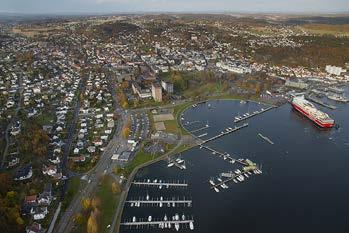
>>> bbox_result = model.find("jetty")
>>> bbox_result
[258,133,274,145]
[234,106,275,123]
[200,123,248,145]
[132,180,188,188]
[200,145,248,166]
[190,125,210,133]
[184,120,201,126]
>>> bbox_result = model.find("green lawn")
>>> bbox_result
[164,120,179,134]
[121,149,154,177]
[96,176,120,233]
[62,177,83,210]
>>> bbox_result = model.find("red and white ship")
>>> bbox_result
[291,96,335,128]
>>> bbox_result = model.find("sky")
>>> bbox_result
[1,0,349,14]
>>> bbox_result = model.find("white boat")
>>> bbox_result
[214,187,220,193]
[132,216,136,222]
[146,194,149,200]
[189,221,194,230]
[130,202,134,207]
[175,223,180,231]
[233,179,238,183]
[175,214,179,221]
[148,216,152,222]
[182,214,186,220]
[164,215,168,221]
[176,158,184,164]
[209,179,215,186]
[217,177,222,182]
[167,162,174,167]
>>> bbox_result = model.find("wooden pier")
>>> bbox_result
[234,106,275,123]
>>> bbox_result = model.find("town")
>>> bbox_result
[0,13,349,233]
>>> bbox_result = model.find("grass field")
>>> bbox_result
[121,149,154,177]
[299,24,349,36]
[62,177,83,210]
[96,176,121,233]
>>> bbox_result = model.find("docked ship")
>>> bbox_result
[291,96,335,128]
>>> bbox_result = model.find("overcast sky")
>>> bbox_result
[1,0,349,14]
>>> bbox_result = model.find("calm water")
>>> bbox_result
[121,98,349,233]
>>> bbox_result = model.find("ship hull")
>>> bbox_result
[292,103,334,128]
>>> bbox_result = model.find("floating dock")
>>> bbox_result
[121,219,194,230]
[132,180,188,188]
[126,197,192,207]
[234,106,275,123]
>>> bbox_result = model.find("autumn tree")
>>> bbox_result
[81,198,91,211]
[87,209,99,233]
[122,127,130,139]
[112,182,121,194]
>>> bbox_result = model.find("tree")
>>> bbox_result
[74,213,84,225]
[15,217,24,225]
[81,198,91,211]
[87,210,99,233]
[122,127,130,139]
[0,173,11,195]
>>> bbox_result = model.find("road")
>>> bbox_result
[54,74,129,233]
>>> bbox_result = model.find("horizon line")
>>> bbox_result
[1,10,349,16]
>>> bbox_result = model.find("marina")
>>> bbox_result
[121,99,349,233]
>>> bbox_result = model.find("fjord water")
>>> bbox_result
[120,99,349,233]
